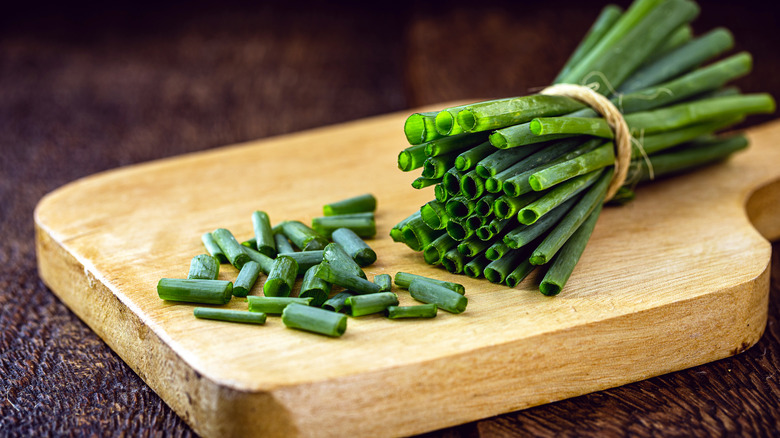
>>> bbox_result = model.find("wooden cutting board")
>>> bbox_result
[34,106,779,438]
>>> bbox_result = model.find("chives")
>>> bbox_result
[505,259,536,288]
[463,254,490,278]
[485,242,510,261]
[248,296,313,314]
[445,196,476,219]
[455,141,495,172]
[434,184,450,203]
[282,303,347,337]
[277,250,324,275]
[263,256,298,297]
[420,200,450,230]
[251,211,276,257]
[398,143,427,172]
[280,221,329,251]
[475,143,544,179]
[456,95,586,134]
[346,292,399,317]
[424,132,489,157]
[394,272,465,295]
[241,245,275,274]
[458,237,491,258]
[459,170,486,200]
[322,291,354,312]
[404,111,442,145]
[390,210,420,243]
[442,168,464,196]
[484,250,527,284]
[201,232,228,264]
[402,215,443,251]
[312,213,376,239]
[194,308,267,325]
[503,196,578,249]
[187,254,219,280]
[423,233,458,265]
[157,279,232,305]
[445,219,473,241]
[412,176,442,189]
[409,279,468,314]
[331,227,377,267]
[300,265,332,307]
[475,194,497,217]
[323,193,377,216]
[374,274,392,292]
[232,260,261,298]
[386,304,438,319]
[314,262,382,295]
[323,243,366,280]
[441,248,469,274]
[520,169,604,225]
[274,233,295,254]
[212,228,251,269]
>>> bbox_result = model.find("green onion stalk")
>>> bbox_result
[393,0,775,296]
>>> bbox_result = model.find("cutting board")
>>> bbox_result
[34,106,779,438]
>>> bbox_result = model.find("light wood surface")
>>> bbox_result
[34,107,780,438]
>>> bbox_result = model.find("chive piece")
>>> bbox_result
[460,169,486,200]
[398,143,428,172]
[322,291,354,312]
[312,213,376,238]
[201,232,228,264]
[490,122,573,149]
[455,141,495,172]
[157,279,232,305]
[331,227,377,267]
[212,228,251,269]
[442,167,464,197]
[386,304,438,319]
[281,221,329,251]
[251,211,276,257]
[241,238,257,248]
[494,193,539,219]
[404,111,442,145]
[465,213,487,232]
[401,215,443,251]
[193,308,267,325]
[527,148,610,192]
[475,194,497,217]
[475,143,545,179]
[424,132,490,157]
[484,250,528,284]
[412,176,442,189]
[263,256,298,297]
[323,243,366,279]
[633,134,749,182]
[374,274,392,292]
[393,272,465,295]
[434,105,469,135]
[445,219,473,241]
[187,254,220,280]
[422,152,460,179]
[521,169,604,225]
[282,303,347,337]
[232,261,261,298]
[445,196,476,219]
[314,262,382,295]
[423,233,458,265]
[241,245,275,274]
[456,95,587,134]
[299,265,332,307]
[504,196,578,249]
[463,254,490,278]
[505,259,536,288]
[247,296,313,314]
[276,250,323,275]
[390,210,421,243]
[441,248,469,274]
[346,292,399,317]
[323,193,377,216]
[485,242,510,261]
[274,233,295,254]
[434,184,450,203]
[420,200,450,230]
[530,169,611,266]
[530,117,615,139]
[409,279,468,314]
[458,237,491,258]
[539,202,603,296]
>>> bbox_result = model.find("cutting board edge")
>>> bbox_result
[34,216,771,437]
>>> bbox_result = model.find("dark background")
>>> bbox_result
[1,1,779,436]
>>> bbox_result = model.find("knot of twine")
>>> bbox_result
[540,83,631,201]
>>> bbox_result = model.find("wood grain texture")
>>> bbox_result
[4,1,780,437]
[34,108,780,436]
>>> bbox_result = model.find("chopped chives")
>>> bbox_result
[201,232,228,264]
[274,233,295,254]
[300,265,332,307]
[485,242,510,261]
[401,215,443,251]
[312,213,376,238]
[157,278,232,305]
[423,233,458,265]
[323,242,366,279]
[331,227,377,267]
[323,193,377,216]
[420,200,450,230]
[241,245,275,274]
[398,143,427,172]
[374,274,392,292]
[280,220,329,251]
[409,279,468,314]
[386,304,438,319]
[212,228,251,269]
[232,261,261,298]
[322,291,354,312]
[394,272,465,295]
[263,256,298,297]
[441,248,469,274]
[455,140,495,172]
[412,176,442,189]
[241,238,256,248]
[187,254,220,280]
[248,296,313,314]
[251,211,276,258]
[463,254,490,278]
[390,210,421,243]
[277,250,323,275]
[314,262,382,295]
[282,303,347,337]
[404,111,443,145]
[193,308,267,325]
[346,292,399,317]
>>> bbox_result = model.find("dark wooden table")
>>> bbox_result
[2,1,779,436]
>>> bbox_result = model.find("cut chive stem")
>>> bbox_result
[505,259,536,288]
[520,169,604,225]
[386,304,438,319]
[280,221,329,251]
[398,143,428,172]
[323,243,366,279]
[331,227,377,267]
[374,274,392,292]
[314,262,382,295]
[312,213,376,238]
[441,248,470,274]
[274,233,295,254]
[157,279,232,305]
[263,256,299,297]
[503,195,579,249]
[251,211,276,257]
[277,250,324,275]
[248,296,313,314]
[300,265,332,307]
[412,176,442,189]
[484,249,528,284]
[347,292,399,317]
[423,233,458,265]
[187,254,220,280]
[194,308,267,325]
[394,272,465,295]
[455,141,495,172]
[233,261,261,297]
[323,193,377,216]
[420,200,450,230]
[241,245,275,274]
[212,228,251,269]
[463,254,490,278]
[404,111,443,145]
[322,291,354,312]
[282,303,347,337]
[201,232,228,264]
[459,170,486,200]
[409,279,468,314]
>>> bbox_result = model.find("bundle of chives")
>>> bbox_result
[394,0,775,296]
